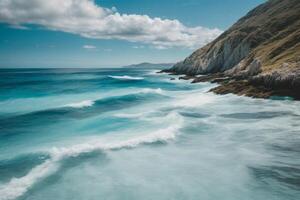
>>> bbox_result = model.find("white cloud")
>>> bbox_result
[83,45,96,49]
[0,0,222,49]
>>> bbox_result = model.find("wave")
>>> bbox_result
[64,88,164,109]
[147,70,160,75]
[0,160,59,200]
[0,88,168,134]
[140,88,164,94]
[1,87,164,116]
[0,112,183,200]
[65,100,94,108]
[113,112,146,119]
[108,75,144,80]
[172,91,216,108]
[50,123,181,160]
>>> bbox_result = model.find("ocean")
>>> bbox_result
[0,68,299,200]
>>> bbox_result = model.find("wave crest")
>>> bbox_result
[108,75,144,80]
[50,123,180,160]
[0,112,183,200]
[65,100,94,108]
[141,88,164,94]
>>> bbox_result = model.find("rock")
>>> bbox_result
[192,73,224,83]
[165,0,300,100]
[210,80,274,99]
[179,75,195,80]
[227,59,262,79]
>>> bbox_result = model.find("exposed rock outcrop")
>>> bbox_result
[166,0,300,99]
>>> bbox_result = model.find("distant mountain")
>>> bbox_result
[165,0,300,99]
[124,62,174,69]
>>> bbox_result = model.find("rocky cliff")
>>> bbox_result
[166,0,300,99]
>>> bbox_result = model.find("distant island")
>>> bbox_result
[163,0,300,100]
[124,62,174,69]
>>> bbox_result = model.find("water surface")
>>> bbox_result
[0,68,299,200]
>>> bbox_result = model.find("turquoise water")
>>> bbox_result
[0,68,299,200]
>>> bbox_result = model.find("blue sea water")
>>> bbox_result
[0,68,299,200]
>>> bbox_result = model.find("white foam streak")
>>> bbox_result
[141,88,164,94]
[108,75,144,80]
[0,160,59,200]
[50,124,180,160]
[65,100,94,108]
[0,112,183,200]
[114,113,146,119]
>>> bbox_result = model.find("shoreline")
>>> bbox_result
[159,70,299,100]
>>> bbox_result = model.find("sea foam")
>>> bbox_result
[65,100,94,108]
[108,75,144,80]
[141,88,164,94]
[0,112,183,200]
[114,112,146,119]
[173,91,216,108]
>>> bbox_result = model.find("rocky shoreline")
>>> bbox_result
[160,69,300,100]
[160,0,300,101]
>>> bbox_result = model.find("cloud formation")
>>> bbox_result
[0,0,222,49]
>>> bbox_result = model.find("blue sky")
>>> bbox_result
[0,0,265,68]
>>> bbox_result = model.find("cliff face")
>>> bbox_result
[169,0,300,97]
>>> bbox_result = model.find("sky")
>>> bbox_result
[0,0,265,68]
